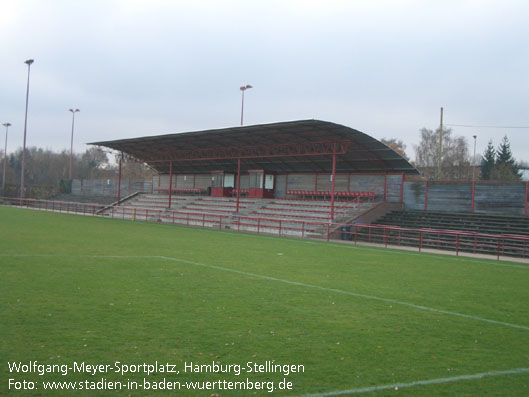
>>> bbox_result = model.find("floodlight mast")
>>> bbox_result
[240,84,252,126]
[2,122,11,193]
[20,59,34,198]
[68,109,80,179]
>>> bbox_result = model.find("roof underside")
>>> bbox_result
[90,120,419,175]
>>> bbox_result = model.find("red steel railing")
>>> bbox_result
[1,197,104,215]
[2,197,527,260]
[344,223,529,260]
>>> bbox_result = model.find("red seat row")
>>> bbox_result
[287,190,375,200]
[154,187,204,193]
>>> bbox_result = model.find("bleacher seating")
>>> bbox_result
[232,199,371,237]
[103,193,375,238]
[356,210,529,257]
[375,210,529,236]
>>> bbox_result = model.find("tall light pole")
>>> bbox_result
[472,135,477,181]
[2,122,11,194]
[240,84,252,126]
[437,106,443,180]
[20,58,34,198]
[68,109,80,179]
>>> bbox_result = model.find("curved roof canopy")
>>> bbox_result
[90,119,418,175]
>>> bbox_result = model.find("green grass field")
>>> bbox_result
[1,206,528,396]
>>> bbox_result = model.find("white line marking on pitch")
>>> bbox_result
[156,256,529,332]
[2,253,528,332]
[302,367,529,396]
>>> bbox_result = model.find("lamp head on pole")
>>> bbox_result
[25,59,34,66]
[240,84,253,91]
[3,123,11,128]
[69,109,80,114]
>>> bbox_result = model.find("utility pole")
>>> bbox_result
[438,107,443,179]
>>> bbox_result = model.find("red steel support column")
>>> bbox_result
[400,172,405,203]
[424,180,428,211]
[524,182,529,216]
[330,144,337,221]
[471,181,476,213]
[383,173,387,202]
[168,161,173,208]
[117,153,122,202]
[236,157,241,213]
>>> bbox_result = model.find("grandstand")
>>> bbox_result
[101,193,374,237]
[0,119,512,259]
[90,119,417,237]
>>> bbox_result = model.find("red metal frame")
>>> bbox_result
[471,181,475,213]
[524,182,529,216]
[236,157,242,213]
[424,180,428,211]
[400,173,405,203]
[145,140,351,162]
[330,144,337,220]
[117,154,122,202]
[383,173,387,202]
[168,161,173,208]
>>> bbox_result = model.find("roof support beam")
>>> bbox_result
[117,152,122,202]
[330,143,337,222]
[142,140,351,163]
[168,161,173,208]
[236,157,241,213]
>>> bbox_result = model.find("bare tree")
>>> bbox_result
[381,138,409,161]
[414,128,470,179]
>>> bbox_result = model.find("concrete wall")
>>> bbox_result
[151,173,529,217]
[72,179,151,197]
[404,181,528,216]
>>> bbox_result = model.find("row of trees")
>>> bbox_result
[386,128,524,181]
[0,147,153,196]
[481,137,523,181]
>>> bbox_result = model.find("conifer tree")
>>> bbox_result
[480,140,495,180]
[494,135,521,180]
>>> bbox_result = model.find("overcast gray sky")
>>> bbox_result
[1,0,528,163]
